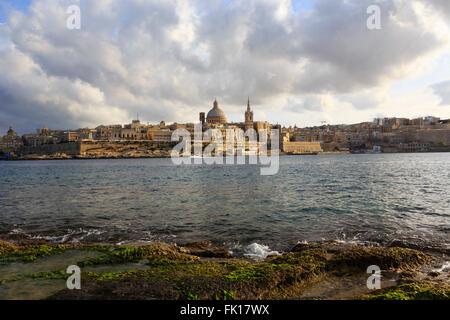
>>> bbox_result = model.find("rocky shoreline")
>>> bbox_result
[0,154,172,161]
[0,151,173,161]
[0,151,344,161]
[0,234,448,300]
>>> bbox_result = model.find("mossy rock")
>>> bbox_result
[266,247,430,274]
[269,249,328,268]
[360,282,450,300]
[182,242,232,258]
[0,240,17,256]
[0,240,439,301]
[326,247,432,273]
[79,243,200,267]
[0,242,69,263]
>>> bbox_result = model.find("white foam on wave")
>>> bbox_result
[116,240,154,246]
[243,243,280,260]
[9,228,25,234]
[433,261,450,273]
[30,228,106,244]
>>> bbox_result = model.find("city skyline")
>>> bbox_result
[2,97,447,136]
[1,0,450,134]
[2,98,447,157]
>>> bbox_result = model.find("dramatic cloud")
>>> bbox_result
[431,80,450,105]
[0,0,449,133]
[428,0,450,18]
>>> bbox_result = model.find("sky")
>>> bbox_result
[0,0,450,134]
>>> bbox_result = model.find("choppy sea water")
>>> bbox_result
[0,154,449,256]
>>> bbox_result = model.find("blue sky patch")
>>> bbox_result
[0,0,32,22]
[291,0,315,12]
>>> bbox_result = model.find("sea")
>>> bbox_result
[0,153,449,258]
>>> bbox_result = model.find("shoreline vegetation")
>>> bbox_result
[0,234,448,300]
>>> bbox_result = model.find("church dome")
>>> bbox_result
[7,127,17,136]
[207,106,226,119]
[206,99,227,124]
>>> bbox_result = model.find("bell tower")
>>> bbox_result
[245,97,254,130]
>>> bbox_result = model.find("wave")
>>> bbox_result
[29,228,106,244]
[433,261,450,273]
[243,243,280,260]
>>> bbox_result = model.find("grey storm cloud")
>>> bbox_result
[0,0,448,133]
[285,95,327,114]
[431,80,450,106]
[428,0,450,17]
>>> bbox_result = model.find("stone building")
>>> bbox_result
[151,129,173,142]
[0,127,24,151]
[96,119,151,141]
[22,125,95,146]
[23,125,59,146]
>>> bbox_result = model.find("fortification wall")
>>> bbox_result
[282,142,323,154]
[16,141,179,157]
[79,141,178,157]
[416,129,450,146]
[18,142,81,156]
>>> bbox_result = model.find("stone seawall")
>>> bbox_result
[282,141,323,154]
[79,140,178,158]
[416,129,450,146]
[17,142,82,156]
[13,141,179,159]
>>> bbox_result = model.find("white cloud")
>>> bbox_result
[0,0,450,133]
[431,80,450,106]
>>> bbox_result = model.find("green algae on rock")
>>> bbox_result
[182,242,232,259]
[360,282,450,300]
[0,241,69,264]
[0,241,17,256]
[50,245,438,300]
[0,239,446,301]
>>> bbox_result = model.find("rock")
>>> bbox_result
[183,241,232,259]
[399,271,418,280]
[0,240,17,255]
[290,241,354,253]
[290,243,309,253]
[0,233,49,245]
[428,271,440,278]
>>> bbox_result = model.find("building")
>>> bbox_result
[205,99,227,125]
[151,129,173,142]
[96,118,152,141]
[0,127,24,152]
[22,125,95,146]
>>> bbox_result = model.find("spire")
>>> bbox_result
[214,98,218,108]
[245,97,253,126]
